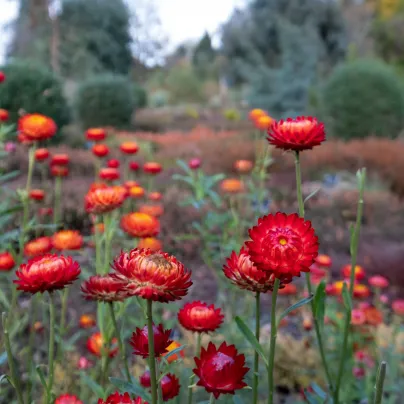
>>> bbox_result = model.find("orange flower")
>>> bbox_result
[0,108,9,122]
[137,237,162,252]
[121,212,160,238]
[255,115,273,131]
[161,341,185,363]
[35,148,49,161]
[52,230,83,250]
[0,251,15,271]
[341,264,365,281]
[79,314,96,328]
[29,189,45,201]
[139,204,164,217]
[143,162,162,175]
[92,223,105,234]
[220,178,244,194]
[149,192,162,201]
[315,254,332,268]
[85,186,126,214]
[18,113,57,141]
[248,109,266,121]
[120,141,139,154]
[234,160,253,174]
[129,186,145,199]
[92,144,109,158]
[86,128,106,142]
[99,167,120,181]
[363,307,383,326]
[51,154,69,166]
[353,284,370,299]
[24,237,53,257]
[51,165,69,177]
[86,332,118,358]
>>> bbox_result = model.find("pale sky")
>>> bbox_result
[0,0,243,63]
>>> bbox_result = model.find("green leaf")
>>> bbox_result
[109,377,151,401]
[304,187,321,204]
[80,371,104,398]
[235,316,268,368]
[176,159,193,175]
[313,282,326,329]
[278,295,314,323]
[0,287,10,310]
[341,282,352,311]
[36,366,48,389]
[311,382,327,400]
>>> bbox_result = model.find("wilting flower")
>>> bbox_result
[29,189,45,201]
[178,301,224,333]
[392,299,404,316]
[0,252,15,271]
[143,162,162,175]
[35,148,50,161]
[267,116,326,151]
[79,314,96,328]
[140,372,180,402]
[98,392,145,404]
[193,342,249,398]
[129,161,140,172]
[86,128,106,142]
[341,264,365,281]
[87,332,118,358]
[18,113,57,141]
[148,192,162,201]
[51,154,69,166]
[0,108,9,122]
[130,323,172,358]
[369,275,389,289]
[223,248,278,292]
[120,212,160,238]
[55,394,83,404]
[99,167,120,181]
[161,341,185,363]
[14,254,81,294]
[107,159,120,168]
[128,186,145,199]
[120,141,139,154]
[188,158,201,170]
[255,115,273,130]
[246,212,319,281]
[112,249,192,302]
[234,160,253,174]
[52,230,83,250]
[92,144,109,158]
[315,254,332,268]
[220,178,244,194]
[248,109,266,121]
[85,186,126,214]
[51,165,69,177]
[24,236,53,257]
[81,275,130,302]
[139,204,164,217]
[137,237,162,252]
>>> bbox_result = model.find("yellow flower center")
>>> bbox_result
[279,238,287,246]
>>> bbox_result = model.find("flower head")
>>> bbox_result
[79,314,96,328]
[92,144,109,158]
[342,264,365,281]
[52,230,83,250]
[143,162,162,175]
[149,192,162,201]
[14,254,80,294]
[315,254,332,268]
[85,186,126,214]
[129,186,145,199]
[267,116,325,151]
[24,237,52,257]
[51,165,69,177]
[351,309,366,326]
[35,148,49,161]
[99,167,120,181]
[220,178,244,194]
[0,109,9,122]
[29,189,45,201]
[178,301,224,333]
[140,372,180,402]
[86,128,106,142]
[51,154,69,166]
[112,249,192,302]
[97,392,145,404]
[161,341,185,363]
[120,212,160,238]
[108,159,120,168]
[392,299,404,316]
[87,332,118,358]
[369,275,389,289]
[193,342,249,399]
[139,204,164,217]
[188,158,201,170]
[137,237,162,252]
[129,161,140,171]
[77,356,92,370]
[120,142,139,155]
[248,109,266,121]
[255,115,273,130]
[130,323,172,358]
[18,114,57,141]
[0,71,5,83]
[81,275,130,302]
[246,212,319,281]
[234,160,253,174]
[0,252,15,271]
[55,394,83,404]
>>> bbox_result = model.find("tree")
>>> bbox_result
[192,32,216,79]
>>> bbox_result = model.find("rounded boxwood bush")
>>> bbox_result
[322,60,404,139]
[0,60,70,139]
[75,74,135,129]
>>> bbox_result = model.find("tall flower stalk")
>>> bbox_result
[146,300,159,404]
[252,291,261,404]
[46,292,56,404]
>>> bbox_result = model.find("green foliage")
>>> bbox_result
[75,74,135,129]
[0,61,70,139]
[322,60,404,139]
[132,83,148,108]
[192,32,216,79]
[149,90,170,108]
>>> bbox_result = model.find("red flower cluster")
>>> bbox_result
[178,301,224,333]
[130,324,172,358]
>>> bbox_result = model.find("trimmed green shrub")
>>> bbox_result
[132,83,147,108]
[75,74,134,128]
[322,60,404,140]
[0,60,70,139]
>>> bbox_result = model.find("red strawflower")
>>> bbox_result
[363,306,383,325]
[120,141,139,155]
[108,159,120,168]
[178,301,224,333]
[24,236,53,257]
[315,254,332,268]
[267,116,325,151]
[86,128,106,142]
[79,314,96,328]
[120,212,160,238]
[51,165,69,177]
[18,113,57,141]
[128,186,145,199]
[97,392,145,404]
[220,178,244,194]
[246,212,319,281]
[0,251,15,271]
[193,342,249,399]
[92,144,109,158]
[139,204,163,217]
[99,167,120,181]
[29,189,45,201]
[55,394,83,404]
[148,192,162,201]
[18,132,33,145]
[353,284,370,299]
[129,161,140,171]
[223,247,279,292]
[137,237,162,252]
[87,332,118,358]
[35,148,49,161]
[342,264,366,281]
[140,372,180,402]
[52,230,83,250]
[369,275,389,289]
[0,71,5,83]
[351,309,366,326]
[143,162,162,175]
[14,254,81,294]
[188,158,201,170]
[112,249,192,302]
[81,275,130,302]
[0,108,9,122]
[51,154,69,166]
[130,323,172,358]
[392,299,404,316]
[85,186,126,214]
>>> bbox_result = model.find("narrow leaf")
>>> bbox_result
[80,372,104,397]
[313,282,326,329]
[342,283,352,311]
[304,187,321,204]
[278,295,313,323]
[36,366,48,389]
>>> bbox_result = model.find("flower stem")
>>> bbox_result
[373,361,387,404]
[2,313,24,404]
[253,291,261,404]
[334,168,366,404]
[267,279,280,404]
[46,292,56,404]
[108,302,131,382]
[26,294,39,403]
[103,212,113,274]
[57,288,69,361]
[208,393,216,404]
[146,299,158,404]
[53,176,62,228]
[187,333,202,404]
[294,151,334,394]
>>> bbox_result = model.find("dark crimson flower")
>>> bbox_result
[193,342,249,399]
[86,128,106,142]
[246,212,319,281]
[24,236,53,257]
[223,247,279,292]
[140,371,180,402]
[143,162,162,175]
[35,148,49,161]
[129,161,140,171]
[85,186,126,214]
[0,108,9,122]
[81,275,130,302]
[97,392,145,404]
[178,301,223,333]
[369,275,389,289]
[139,204,163,217]
[120,212,160,238]
[353,284,370,299]
[137,237,162,252]
[52,230,83,250]
[220,178,244,194]
[18,114,57,141]
[107,159,120,168]
[341,264,365,281]
[120,141,139,155]
[51,154,69,166]
[92,144,109,158]
[0,251,15,271]
[87,331,118,358]
[14,254,81,294]
[392,299,404,316]
[55,394,83,404]
[315,254,332,268]
[51,165,69,177]
[234,159,253,174]
[130,323,172,358]
[99,167,120,181]
[0,71,5,83]
[267,116,325,151]
[161,341,184,363]
[79,314,96,328]
[112,249,192,302]
[188,158,201,170]
[29,189,45,201]
[148,192,162,201]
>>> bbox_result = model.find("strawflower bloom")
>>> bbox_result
[148,192,162,201]
[86,128,106,142]
[315,254,332,268]
[234,159,253,174]
[120,212,160,238]
[246,212,319,281]
[130,323,172,358]
[52,230,83,250]
[129,186,145,199]
[79,314,96,328]
[85,186,126,214]
[32,321,44,333]
[267,116,326,151]
[363,306,383,325]
[77,356,92,370]
[129,161,140,171]
[35,148,50,161]
[140,372,180,402]
[0,108,9,122]
[161,341,184,363]
[139,204,164,217]
[369,275,389,289]
[223,248,278,293]
[55,394,83,404]
[392,299,404,316]
[137,237,162,252]
[99,167,120,181]
[81,275,130,302]
[87,331,118,358]
[112,248,192,302]
[143,162,162,175]
[255,115,273,130]
[248,109,266,121]
[120,141,139,154]
[125,180,140,189]
[51,154,69,166]
[351,309,366,326]
[29,189,45,201]
[98,392,145,404]
[0,251,15,271]
[51,165,68,177]
[353,284,370,299]
[18,113,57,141]
[342,264,366,281]
[14,254,81,294]
[0,71,5,83]
[39,207,53,217]
[220,178,244,194]
[188,158,201,170]
[178,301,224,333]
[24,236,53,257]
[18,132,33,145]
[92,144,109,158]
[193,342,249,398]
[107,159,120,168]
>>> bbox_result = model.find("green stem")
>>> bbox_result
[2,313,24,404]
[334,169,366,404]
[253,292,261,404]
[156,359,163,404]
[57,288,69,361]
[187,333,202,404]
[95,215,103,275]
[53,176,62,227]
[103,213,113,274]
[109,302,131,382]
[373,362,387,404]
[146,300,158,404]
[208,393,216,404]
[46,292,56,404]
[26,294,39,403]
[267,279,280,404]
